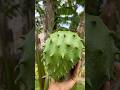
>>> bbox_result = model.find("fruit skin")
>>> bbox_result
[42,31,84,80]
[86,14,117,90]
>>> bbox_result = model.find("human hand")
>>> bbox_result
[48,60,81,90]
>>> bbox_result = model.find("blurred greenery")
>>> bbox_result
[72,83,85,90]
[35,64,40,90]
[35,80,40,90]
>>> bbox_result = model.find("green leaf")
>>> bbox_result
[58,7,76,15]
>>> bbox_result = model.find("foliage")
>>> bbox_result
[35,0,84,32]
[35,64,40,90]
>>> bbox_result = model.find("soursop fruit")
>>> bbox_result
[86,14,117,90]
[42,31,84,80]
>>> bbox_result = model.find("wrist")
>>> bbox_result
[70,78,77,84]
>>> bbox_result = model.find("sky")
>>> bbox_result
[35,1,84,28]
[35,1,84,17]
[60,5,84,28]
[77,5,84,14]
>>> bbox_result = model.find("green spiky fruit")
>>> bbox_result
[43,31,84,80]
[86,14,117,90]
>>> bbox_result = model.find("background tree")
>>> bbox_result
[86,0,120,89]
[0,0,34,90]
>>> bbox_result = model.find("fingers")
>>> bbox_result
[48,83,59,90]
[48,79,76,90]
[75,60,81,76]
[71,60,81,82]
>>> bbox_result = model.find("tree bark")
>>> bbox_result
[0,0,34,89]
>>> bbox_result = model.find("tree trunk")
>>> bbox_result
[0,0,34,89]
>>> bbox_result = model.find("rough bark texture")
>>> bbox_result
[100,0,120,89]
[44,0,56,37]
[0,0,34,89]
